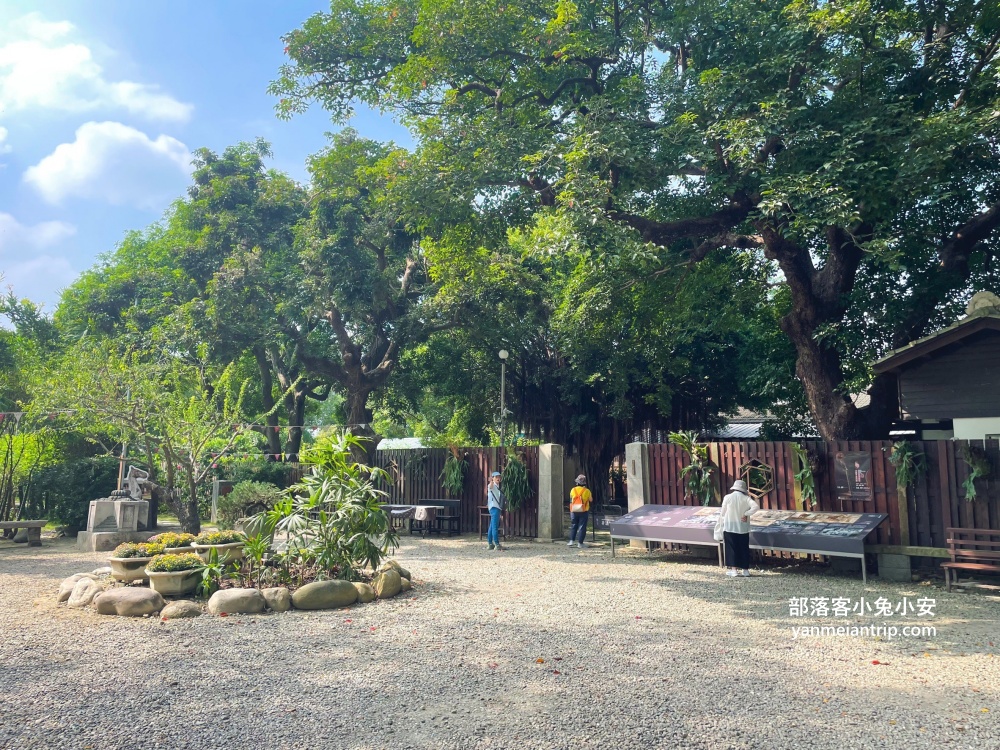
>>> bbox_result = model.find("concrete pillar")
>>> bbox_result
[625,442,650,549]
[876,553,912,582]
[537,444,565,541]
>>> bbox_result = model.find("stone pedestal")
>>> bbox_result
[77,530,155,552]
[537,444,564,541]
[876,552,912,582]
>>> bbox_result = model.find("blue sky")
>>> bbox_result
[0,1,410,311]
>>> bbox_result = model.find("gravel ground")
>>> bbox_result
[1,535,999,750]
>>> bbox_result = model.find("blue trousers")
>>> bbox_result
[488,507,501,546]
[569,511,589,543]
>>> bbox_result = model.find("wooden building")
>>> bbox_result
[874,292,1000,440]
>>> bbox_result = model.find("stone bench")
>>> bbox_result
[0,520,46,547]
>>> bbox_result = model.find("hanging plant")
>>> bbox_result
[959,444,992,502]
[790,443,818,509]
[439,447,467,497]
[668,431,715,506]
[889,441,927,488]
[500,453,531,511]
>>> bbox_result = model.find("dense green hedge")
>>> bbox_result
[23,456,120,533]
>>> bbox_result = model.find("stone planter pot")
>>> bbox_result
[191,542,245,564]
[145,568,200,597]
[108,556,154,583]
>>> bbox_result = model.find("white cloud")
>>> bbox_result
[1,254,78,309]
[0,211,76,251]
[0,12,192,121]
[0,126,10,154]
[23,121,192,209]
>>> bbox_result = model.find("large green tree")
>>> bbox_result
[273,0,1000,440]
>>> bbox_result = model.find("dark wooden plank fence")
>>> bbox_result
[646,440,1000,549]
[376,446,539,538]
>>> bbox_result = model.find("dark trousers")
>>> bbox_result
[569,511,589,543]
[723,531,751,569]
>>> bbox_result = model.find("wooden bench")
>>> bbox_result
[419,499,461,536]
[942,527,1000,591]
[0,520,46,547]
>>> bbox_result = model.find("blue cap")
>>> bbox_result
[490,471,501,477]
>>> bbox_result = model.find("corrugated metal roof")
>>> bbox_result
[712,422,764,440]
[377,437,425,450]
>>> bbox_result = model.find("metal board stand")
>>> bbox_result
[610,534,724,568]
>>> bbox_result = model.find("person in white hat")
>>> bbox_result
[486,471,505,551]
[713,480,759,576]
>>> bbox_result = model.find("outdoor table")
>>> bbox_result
[381,504,445,536]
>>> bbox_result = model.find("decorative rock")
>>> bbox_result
[207,588,265,615]
[161,600,203,619]
[373,569,402,599]
[57,573,99,603]
[90,567,113,576]
[67,578,104,608]
[291,580,358,610]
[353,582,376,603]
[379,559,411,581]
[12,528,28,543]
[94,588,165,617]
[261,587,292,612]
[400,577,412,593]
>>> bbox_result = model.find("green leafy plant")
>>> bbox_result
[194,530,246,545]
[146,552,202,572]
[668,431,715,505]
[248,431,398,583]
[234,534,273,589]
[959,444,992,502]
[112,541,165,559]
[790,443,818,509]
[889,441,927,488]
[195,546,228,598]
[217,481,284,529]
[147,532,196,549]
[500,453,531,511]
[439,448,467,497]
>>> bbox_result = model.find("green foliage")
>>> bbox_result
[112,542,166,559]
[217,481,284,529]
[194,546,232,598]
[22,455,119,533]
[669,431,715,506]
[959,444,993,502]
[147,532,196,549]
[438,450,467,496]
[790,442,818,509]
[889,442,928,488]
[500,453,531,511]
[248,432,397,583]
[146,553,202,572]
[193,530,246,545]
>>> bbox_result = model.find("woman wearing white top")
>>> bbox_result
[713,480,759,577]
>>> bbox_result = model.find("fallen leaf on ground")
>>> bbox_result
[535,658,545,663]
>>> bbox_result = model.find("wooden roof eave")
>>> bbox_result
[873,316,1000,374]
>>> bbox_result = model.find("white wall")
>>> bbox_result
[953,417,1000,440]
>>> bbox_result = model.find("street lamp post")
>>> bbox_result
[498,349,509,447]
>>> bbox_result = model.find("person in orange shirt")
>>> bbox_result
[567,474,592,548]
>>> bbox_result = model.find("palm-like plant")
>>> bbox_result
[248,431,398,583]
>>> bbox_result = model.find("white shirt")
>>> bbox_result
[714,491,759,535]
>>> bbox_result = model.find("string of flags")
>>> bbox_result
[0,410,371,433]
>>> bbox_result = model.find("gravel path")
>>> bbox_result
[1,535,999,750]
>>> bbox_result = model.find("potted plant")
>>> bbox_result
[147,532,197,554]
[191,530,246,564]
[145,553,202,596]
[108,541,166,583]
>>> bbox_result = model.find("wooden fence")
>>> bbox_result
[645,440,1000,549]
[375,446,539,538]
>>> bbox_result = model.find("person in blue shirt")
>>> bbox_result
[486,471,505,551]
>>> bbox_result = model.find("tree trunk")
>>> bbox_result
[254,347,283,458]
[346,388,380,464]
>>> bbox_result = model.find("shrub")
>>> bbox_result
[147,532,196,548]
[23,456,119,533]
[217,481,284,529]
[194,530,245,545]
[146,553,202,572]
[112,541,166,558]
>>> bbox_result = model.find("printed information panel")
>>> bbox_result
[610,505,887,555]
